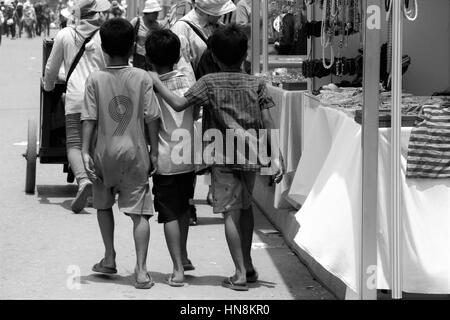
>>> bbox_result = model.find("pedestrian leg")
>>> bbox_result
[9,23,15,39]
[96,208,116,268]
[163,219,184,283]
[240,206,255,273]
[179,208,191,266]
[223,209,247,284]
[129,214,151,285]
[65,114,92,213]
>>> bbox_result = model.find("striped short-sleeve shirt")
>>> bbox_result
[184,72,275,171]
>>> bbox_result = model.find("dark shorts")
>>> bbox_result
[152,171,196,223]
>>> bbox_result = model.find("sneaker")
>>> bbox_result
[71,180,93,213]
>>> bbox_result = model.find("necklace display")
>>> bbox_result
[319,0,361,71]
[403,0,418,21]
[302,0,418,80]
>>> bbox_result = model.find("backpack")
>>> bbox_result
[179,20,221,80]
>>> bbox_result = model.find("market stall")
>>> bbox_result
[250,0,450,299]
[288,93,450,295]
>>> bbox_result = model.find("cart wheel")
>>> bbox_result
[25,119,37,194]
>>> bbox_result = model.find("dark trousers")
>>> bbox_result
[5,22,15,38]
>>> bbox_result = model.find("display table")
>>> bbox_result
[266,85,306,209]
[288,94,450,295]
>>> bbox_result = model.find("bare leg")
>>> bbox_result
[129,214,151,284]
[163,219,184,282]
[240,206,255,273]
[179,209,190,264]
[97,208,116,267]
[223,210,246,284]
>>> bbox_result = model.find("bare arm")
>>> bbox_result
[262,109,284,183]
[43,30,65,91]
[146,118,160,176]
[81,120,97,181]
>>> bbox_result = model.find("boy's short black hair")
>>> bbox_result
[100,18,135,57]
[145,29,181,67]
[209,23,248,67]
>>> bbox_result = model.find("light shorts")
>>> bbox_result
[211,167,256,214]
[92,181,153,216]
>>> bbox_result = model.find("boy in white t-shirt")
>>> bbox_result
[81,18,160,289]
[145,29,197,287]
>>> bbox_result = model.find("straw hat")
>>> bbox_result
[142,0,162,13]
[195,0,236,17]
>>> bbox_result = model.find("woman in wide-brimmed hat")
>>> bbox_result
[43,0,111,214]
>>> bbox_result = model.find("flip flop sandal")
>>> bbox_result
[92,258,117,274]
[246,270,259,283]
[183,259,195,271]
[166,275,187,287]
[135,272,155,290]
[222,277,249,291]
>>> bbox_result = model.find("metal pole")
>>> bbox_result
[261,0,269,73]
[307,2,314,91]
[390,0,403,300]
[251,0,261,75]
[360,0,381,300]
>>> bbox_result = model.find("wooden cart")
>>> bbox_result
[24,38,74,194]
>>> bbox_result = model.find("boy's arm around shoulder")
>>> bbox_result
[148,71,189,112]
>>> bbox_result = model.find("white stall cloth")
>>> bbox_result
[288,95,450,294]
[266,85,305,209]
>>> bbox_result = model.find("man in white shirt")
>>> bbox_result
[171,0,236,82]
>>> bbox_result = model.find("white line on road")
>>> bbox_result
[13,141,39,146]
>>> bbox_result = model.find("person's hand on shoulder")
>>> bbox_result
[148,71,160,84]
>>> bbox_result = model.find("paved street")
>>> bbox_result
[0,31,334,300]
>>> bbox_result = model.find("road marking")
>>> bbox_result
[13,141,39,146]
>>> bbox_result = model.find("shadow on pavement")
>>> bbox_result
[190,216,223,226]
[36,184,91,214]
[37,184,77,197]
[80,273,135,288]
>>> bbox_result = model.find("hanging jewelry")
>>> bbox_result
[321,0,335,69]
[403,0,418,21]
[322,43,335,69]
[385,0,392,21]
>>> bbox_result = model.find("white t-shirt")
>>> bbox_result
[156,70,195,175]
